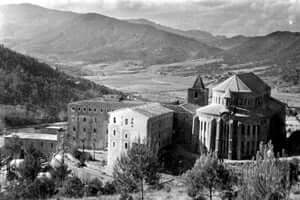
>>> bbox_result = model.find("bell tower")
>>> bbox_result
[187,75,208,106]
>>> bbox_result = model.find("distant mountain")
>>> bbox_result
[0,4,221,65]
[0,45,118,126]
[222,31,300,64]
[128,18,249,49]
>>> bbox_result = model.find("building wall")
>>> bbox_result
[172,111,193,146]
[194,114,270,159]
[4,137,57,157]
[187,88,208,106]
[68,102,110,150]
[107,109,173,168]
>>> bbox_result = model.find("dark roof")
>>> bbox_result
[180,103,199,114]
[213,72,270,94]
[192,74,205,89]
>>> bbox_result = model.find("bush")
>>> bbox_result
[102,181,117,195]
[60,176,84,198]
[119,193,133,200]
[87,178,103,196]
[23,178,56,199]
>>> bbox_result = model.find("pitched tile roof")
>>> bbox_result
[132,103,173,118]
[5,132,57,141]
[213,72,270,94]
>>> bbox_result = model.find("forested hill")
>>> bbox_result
[0,45,118,126]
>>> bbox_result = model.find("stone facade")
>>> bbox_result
[107,103,173,167]
[187,74,209,106]
[4,132,57,157]
[193,73,286,159]
[67,95,143,150]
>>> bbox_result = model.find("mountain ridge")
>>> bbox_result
[0,3,221,65]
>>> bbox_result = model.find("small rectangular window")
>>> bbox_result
[125,118,128,125]
[113,117,116,123]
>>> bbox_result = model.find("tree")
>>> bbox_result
[19,145,43,182]
[184,152,233,200]
[237,141,293,200]
[60,176,84,198]
[113,142,160,199]
[3,135,22,159]
[52,163,71,186]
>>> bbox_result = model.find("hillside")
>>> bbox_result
[128,18,249,49]
[0,4,221,65]
[221,31,300,92]
[222,31,300,64]
[0,45,118,127]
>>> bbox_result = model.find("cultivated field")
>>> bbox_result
[78,59,300,107]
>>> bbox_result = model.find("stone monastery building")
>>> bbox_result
[193,73,286,159]
[67,72,286,165]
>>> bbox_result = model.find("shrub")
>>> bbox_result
[87,178,103,196]
[60,176,84,198]
[119,193,133,200]
[102,181,117,195]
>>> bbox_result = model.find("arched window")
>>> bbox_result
[125,143,128,149]
[194,92,198,98]
[113,130,116,136]
[241,124,245,135]
[113,117,116,123]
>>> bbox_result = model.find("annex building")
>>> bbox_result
[107,103,174,167]
[4,132,58,156]
[67,95,143,150]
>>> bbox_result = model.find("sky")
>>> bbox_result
[0,0,299,36]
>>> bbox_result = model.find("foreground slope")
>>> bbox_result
[0,3,221,65]
[0,45,118,126]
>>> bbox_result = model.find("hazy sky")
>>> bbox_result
[0,0,299,36]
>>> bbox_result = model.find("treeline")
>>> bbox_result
[0,45,120,125]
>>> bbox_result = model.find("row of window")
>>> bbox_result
[213,95,264,106]
[113,117,134,127]
[112,129,128,138]
[72,127,98,133]
[112,142,128,149]
[71,106,113,113]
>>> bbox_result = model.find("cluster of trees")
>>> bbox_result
[184,141,299,200]
[0,140,117,199]
[0,45,120,126]
[1,139,298,200]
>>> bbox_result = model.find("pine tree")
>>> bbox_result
[238,141,292,200]
[184,152,233,200]
[113,142,160,199]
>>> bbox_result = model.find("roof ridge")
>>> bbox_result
[234,74,240,91]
